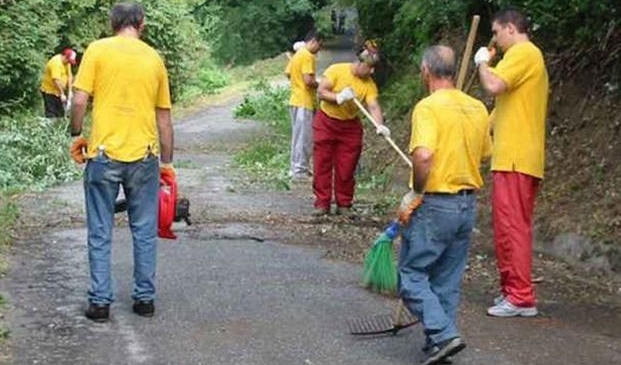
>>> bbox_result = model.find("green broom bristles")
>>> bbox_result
[362,220,400,294]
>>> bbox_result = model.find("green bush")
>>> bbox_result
[234,81,290,135]
[0,0,210,111]
[233,82,291,189]
[142,0,206,101]
[0,115,80,191]
[179,55,230,102]
[0,0,61,109]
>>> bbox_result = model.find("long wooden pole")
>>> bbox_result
[457,15,480,90]
[352,98,413,168]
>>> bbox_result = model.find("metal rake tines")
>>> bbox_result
[347,311,419,336]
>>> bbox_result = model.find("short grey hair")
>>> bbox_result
[110,2,144,33]
[421,45,456,79]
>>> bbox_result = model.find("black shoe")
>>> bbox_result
[422,345,453,364]
[85,303,110,323]
[132,300,155,317]
[421,337,465,365]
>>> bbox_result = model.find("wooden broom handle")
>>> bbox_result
[353,98,413,168]
[456,15,480,90]
[465,38,495,93]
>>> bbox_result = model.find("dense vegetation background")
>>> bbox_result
[0,0,620,268]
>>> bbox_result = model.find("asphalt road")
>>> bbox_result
[2,44,621,365]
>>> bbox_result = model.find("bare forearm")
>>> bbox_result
[412,148,433,193]
[412,162,430,193]
[70,102,87,136]
[317,86,338,103]
[478,64,506,95]
[303,74,318,89]
[54,79,66,96]
[367,102,384,125]
[156,108,174,163]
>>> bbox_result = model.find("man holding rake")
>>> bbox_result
[312,40,390,216]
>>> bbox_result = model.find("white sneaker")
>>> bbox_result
[487,300,538,317]
[493,294,505,305]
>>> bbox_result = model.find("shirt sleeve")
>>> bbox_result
[73,46,95,95]
[489,47,530,91]
[301,53,315,76]
[156,58,172,109]
[482,114,493,159]
[409,103,437,154]
[323,65,338,89]
[50,58,63,81]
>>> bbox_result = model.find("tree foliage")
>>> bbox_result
[0,0,209,110]
[0,0,62,110]
[193,0,323,65]
[349,0,620,69]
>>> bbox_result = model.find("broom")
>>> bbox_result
[361,220,400,294]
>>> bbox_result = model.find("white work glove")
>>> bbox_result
[336,87,355,105]
[474,47,491,66]
[376,124,390,137]
[293,41,306,52]
[65,90,73,112]
[60,93,67,104]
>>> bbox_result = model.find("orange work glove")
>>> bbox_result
[397,190,423,226]
[160,163,176,180]
[70,137,88,164]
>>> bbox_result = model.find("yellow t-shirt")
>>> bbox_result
[288,47,316,110]
[319,63,378,120]
[74,36,172,162]
[409,89,491,193]
[40,54,71,96]
[489,41,548,179]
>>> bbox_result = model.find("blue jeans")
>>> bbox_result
[84,152,159,304]
[398,193,476,346]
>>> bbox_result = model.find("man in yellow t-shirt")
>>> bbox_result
[69,1,174,323]
[286,30,323,181]
[40,48,77,117]
[474,7,549,318]
[312,40,390,216]
[399,45,490,365]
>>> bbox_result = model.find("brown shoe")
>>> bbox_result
[312,207,330,216]
[335,206,355,218]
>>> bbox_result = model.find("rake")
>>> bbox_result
[347,300,418,336]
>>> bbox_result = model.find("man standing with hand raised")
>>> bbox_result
[474,7,549,318]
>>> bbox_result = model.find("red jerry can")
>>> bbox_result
[158,172,177,239]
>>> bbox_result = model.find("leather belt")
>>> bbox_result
[425,189,475,196]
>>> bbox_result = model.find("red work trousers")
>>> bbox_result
[492,171,540,307]
[312,110,363,209]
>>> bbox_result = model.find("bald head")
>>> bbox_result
[421,45,456,79]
